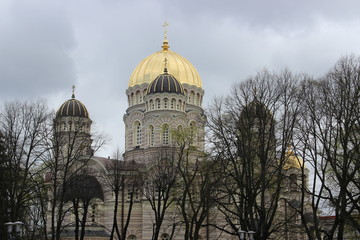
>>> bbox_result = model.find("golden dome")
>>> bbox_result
[283,146,304,170]
[128,40,202,88]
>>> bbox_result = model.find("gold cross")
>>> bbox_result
[163,21,169,40]
[164,58,168,68]
[164,58,168,73]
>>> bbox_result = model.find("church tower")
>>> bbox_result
[123,35,206,162]
[54,86,93,158]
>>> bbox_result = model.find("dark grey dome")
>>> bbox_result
[241,98,272,119]
[56,97,89,118]
[147,70,184,95]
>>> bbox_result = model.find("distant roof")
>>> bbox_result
[93,156,144,171]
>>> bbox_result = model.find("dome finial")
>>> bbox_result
[162,21,170,51]
[72,85,76,99]
[163,21,169,40]
[164,58,168,73]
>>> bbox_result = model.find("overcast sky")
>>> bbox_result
[1,0,360,157]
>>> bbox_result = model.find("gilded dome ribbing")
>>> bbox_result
[129,40,202,88]
[283,146,304,170]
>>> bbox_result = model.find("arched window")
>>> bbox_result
[190,121,197,145]
[162,124,170,145]
[148,125,154,146]
[130,92,134,105]
[149,99,154,110]
[91,203,97,223]
[133,121,141,146]
[128,235,137,240]
[161,233,170,240]
[164,98,168,108]
[127,183,139,201]
[197,93,200,105]
[143,89,147,102]
[68,121,72,131]
[177,100,182,110]
[177,125,183,132]
[156,98,161,109]
[190,91,195,104]
[171,99,176,109]
[136,91,141,103]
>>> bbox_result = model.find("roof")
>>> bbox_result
[61,223,110,237]
[93,156,144,171]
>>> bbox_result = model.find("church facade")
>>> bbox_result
[50,36,225,240]
[49,35,308,240]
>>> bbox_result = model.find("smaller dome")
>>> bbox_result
[56,94,89,118]
[241,98,272,119]
[283,146,304,170]
[147,70,184,95]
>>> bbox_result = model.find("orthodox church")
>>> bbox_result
[50,31,307,240]
[51,34,214,240]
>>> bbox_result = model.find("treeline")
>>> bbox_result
[0,55,359,240]
[206,55,360,240]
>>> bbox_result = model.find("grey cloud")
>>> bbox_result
[163,0,360,33]
[0,0,76,99]
[2,0,360,157]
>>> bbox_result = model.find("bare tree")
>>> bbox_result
[120,163,143,240]
[63,174,104,240]
[104,151,141,240]
[295,55,360,240]
[105,151,123,240]
[142,148,178,240]
[0,100,53,240]
[207,69,304,239]
[0,131,12,239]
[43,116,106,240]
[173,127,220,240]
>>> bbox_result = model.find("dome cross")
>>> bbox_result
[72,85,76,99]
[163,21,169,40]
[162,22,170,50]
[164,58,168,73]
